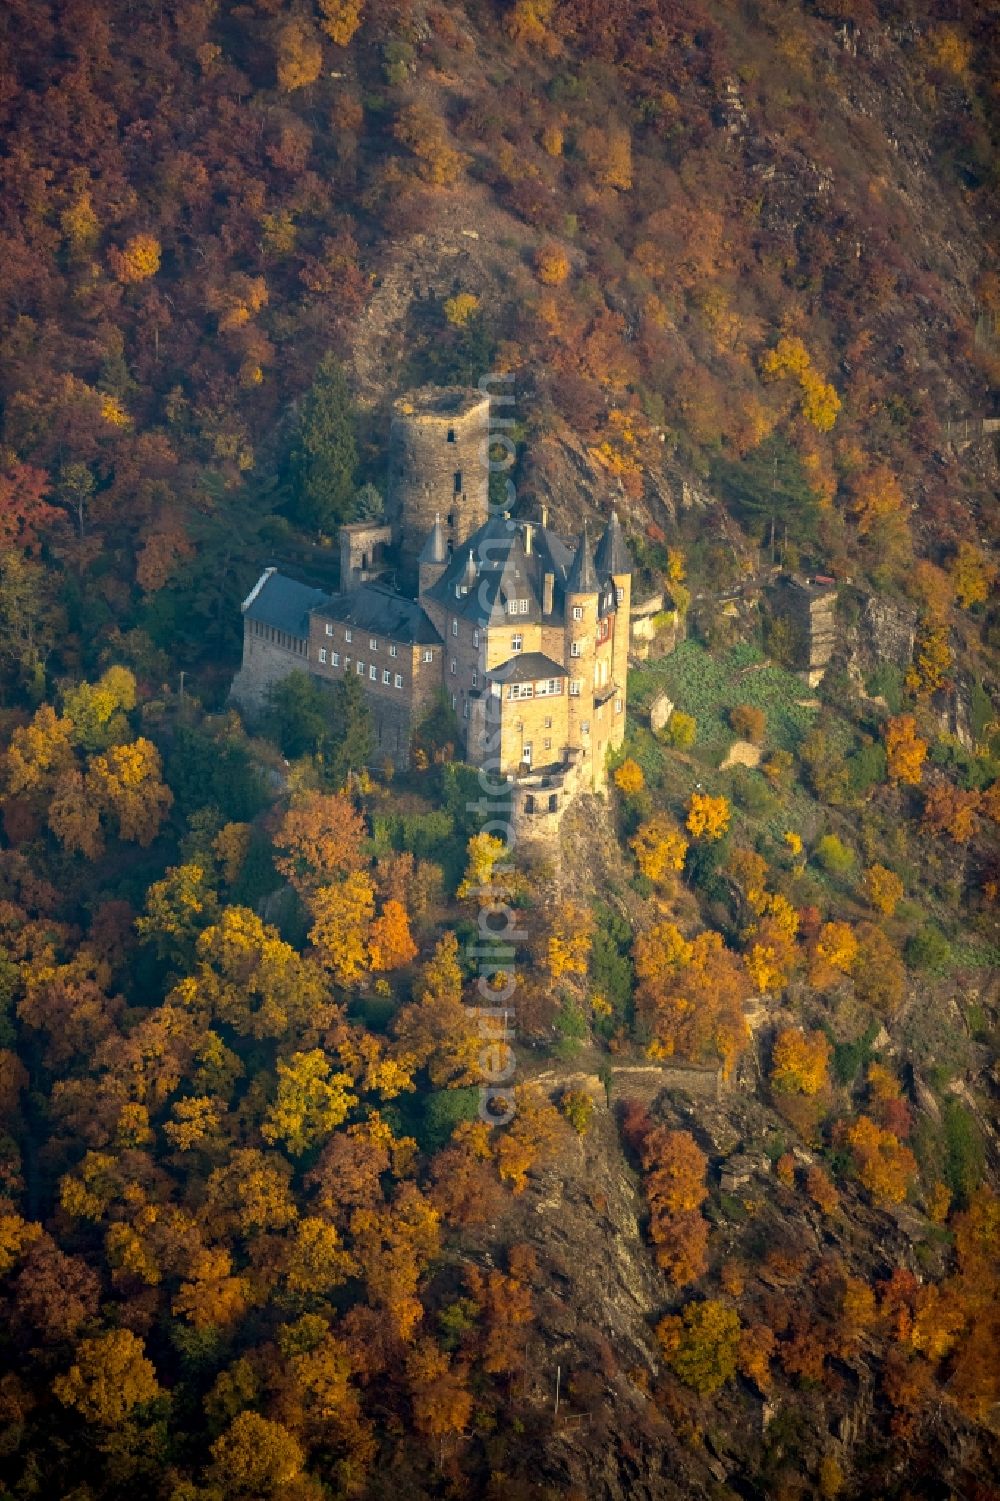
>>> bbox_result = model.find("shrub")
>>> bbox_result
[665,711,697,749]
[814,833,854,876]
[730,703,766,744]
[906,924,952,974]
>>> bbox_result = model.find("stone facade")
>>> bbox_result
[767,574,838,687]
[387,386,490,594]
[232,386,635,807]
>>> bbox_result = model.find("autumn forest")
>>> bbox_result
[0,0,998,1498]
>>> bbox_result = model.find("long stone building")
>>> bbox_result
[232,385,634,833]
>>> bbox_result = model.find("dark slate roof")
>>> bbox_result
[491,652,568,683]
[313,583,442,645]
[594,512,635,578]
[243,569,330,637]
[565,525,599,595]
[427,514,543,626]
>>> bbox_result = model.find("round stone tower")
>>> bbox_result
[388,386,490,595]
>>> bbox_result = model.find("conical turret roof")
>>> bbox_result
[565,523,599,595]
[594,510,634,578]
[419,514,447,565]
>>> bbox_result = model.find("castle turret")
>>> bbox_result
[595,510,634,693]
[388,386,490,595]
[564,524,599,779]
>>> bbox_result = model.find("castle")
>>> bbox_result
[232,386,634,834]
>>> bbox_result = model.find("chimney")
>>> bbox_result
[543,571,554,615]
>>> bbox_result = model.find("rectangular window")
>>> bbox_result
[463,702,470,718]
[519,598,529,614]
[522,743,532,767]
[582,720,590,734]
[571,641,581,657]
[473,628,479,647]
[325,622,333,636]
[356,660,364,675]
[507,683,533,700]
[394,673,403,689]
[511,633,522,652]
[332,652,340,667]
[370,637,377,651]
[544,738,552,750]
[454,471,462,494]
[451,693,457,710]
[507,599,518,615]
[472,670,478,686]
[544,717,552,729]
[383,669,391,684]
[345,629,352,643]
[370,664,377,681]
[318,648,327,664]
[615,697,623,714]
[423,650,433,663]
[452,618,459,636]
[450,659,457,674]
[389,643,398,658]
[447,427,455,443]
[572,605,583,621]
[616,586,624,604]
[570,679,581,696]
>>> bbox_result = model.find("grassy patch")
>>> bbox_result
[630,641,818,767]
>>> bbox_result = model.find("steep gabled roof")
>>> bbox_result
[243,570,331,637]
[594,511,635,578]
[427,514,542,624]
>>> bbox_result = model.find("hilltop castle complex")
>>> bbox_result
[232,386,634,833]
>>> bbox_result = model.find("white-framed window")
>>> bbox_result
[319,647,327,663]
[582,720,591,734]
[544,716,552,729]
[369,664,377,681]
[356,660,364,675]
[571,641,581,657]
[452,618,459,636]
[522,743,532,766]
[472,670,478,686]
[394,673,403,689]
[572,605,583,621]
[345,628,352,643]
[383,669,391,684]
[332,652,340,667]
[615,697,623,714]
[370,637,377,651]
[450,658,457,675]
[616,586,624,604]
[519,598,529,614]
[570,679,581,696]
[463,701,470,718]
[389,643,398,658]
[508,683,533,700]
[451,693,457,709]
[544,737,552,750]
[325,622,333,636]
[473,628,479,647]
[507,599,518,615]
[422,649,433,663]
[511,633,522,652]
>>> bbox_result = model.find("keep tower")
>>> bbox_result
[388,386,490,594]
